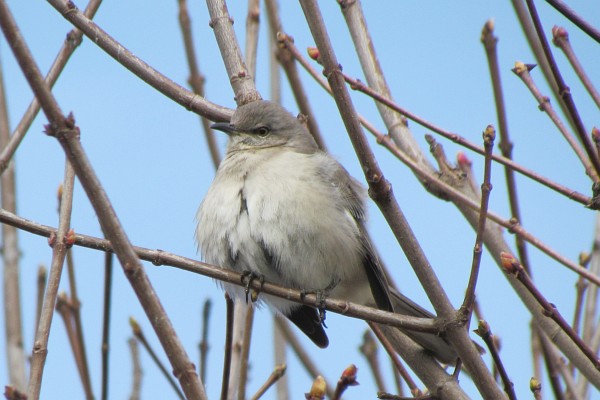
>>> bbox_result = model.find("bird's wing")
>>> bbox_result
[328,161,394,312]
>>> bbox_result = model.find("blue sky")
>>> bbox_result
[1,1,599,399]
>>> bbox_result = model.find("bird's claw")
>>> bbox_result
[241,271,264,304]
[300,289,328,327]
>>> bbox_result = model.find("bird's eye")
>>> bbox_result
[255,126,270,137]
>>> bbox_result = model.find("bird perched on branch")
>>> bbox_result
[196,100,457,364]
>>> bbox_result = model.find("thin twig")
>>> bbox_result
[536,326,566,400]
[128,337,142,400]
[552,26,600,109]
[572,252,590,337]
[46,0,232,122]
[205,0,261,106]
[512,62,596,182]
[0,2,207,396]
[525,0,600,179]
[359,331,387,393]
[368,323,421,397]
[474,320,516,400]
[0,41,26,391]
[274,318,335,400]
[63,224,93,398]
[244,0,260,78]
[0,206,443,333]
[129,318,185,400]
[177,0,221,168]
[501,253,600,370]
[55,293,83,381]
[332,364,359,400]
[481,19,532,274]
[282,33,592,208]
[298,2,494,396]
[237,305,255,400]
[101,251,114,400]
[26,155,75,400]
[264,0,327,150]
[249,364,286,400]
[34,265,47,335]
[545,0,600,43]
[199,298,212,383]
[461,125,496,316]
[221,294,234,400]
[0,0,103,176]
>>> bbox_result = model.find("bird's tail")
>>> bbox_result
[386,289,466,365]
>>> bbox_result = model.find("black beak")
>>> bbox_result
[211,122,236,135]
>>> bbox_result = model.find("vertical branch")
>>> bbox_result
[177,0,221,168]
[128,337,142,400]
[461,126,496,316]
[264,0,327,150]
[65,245,93,398]
[0,2,207,397]
[338,0,432,169]
[101,251,114,400]
[524,0,600,179]
[236,306,254,400]
[28,160,76,400]
[0,0,103,176]
[34,265,47,334]
[206,0,261,105]
[199,298,212,384]
[298,1,500,397]
[244,0,260,78]
[552,26,600,109]
[221,295,234,400]
[481,20,532,274]
[0,42,27,392]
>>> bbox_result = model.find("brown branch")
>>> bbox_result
[199,298,212,384]
[525,0,600,179]
[552,26,600,109]
[46,0,232,122]
[512,61,597,182]
[177,0,221,168]
[237,305,255,400]
[264,0,327,150]
[368,323,421,397]
[129,318,185,400]
[34,265,47,335]
[359,331,387,393]
[0,42,26,391]
[545,0,600,43]
[473,320,516,400]
[0,2,207,397]
[501,253,600,371]
[0,206,442,334]
[481,20,533,274]
[332,364,359,400]
[0,0,103,176]
[221,294,234,400]
[461,126,496,315]
[101,251,114,400]
[64,238,92,398]
[26,157,75,399]
[127,337,142,400]
[56,292,90,397]
[274,318,335,400]
[249,364,286,400]
[205,0,261,105]
[244,0,260,78]
[337,66,592,208]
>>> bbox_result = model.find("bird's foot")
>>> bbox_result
[300,280,338,328]
[240,271,264,304]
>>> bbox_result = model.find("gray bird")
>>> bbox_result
[196,100,457,363]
